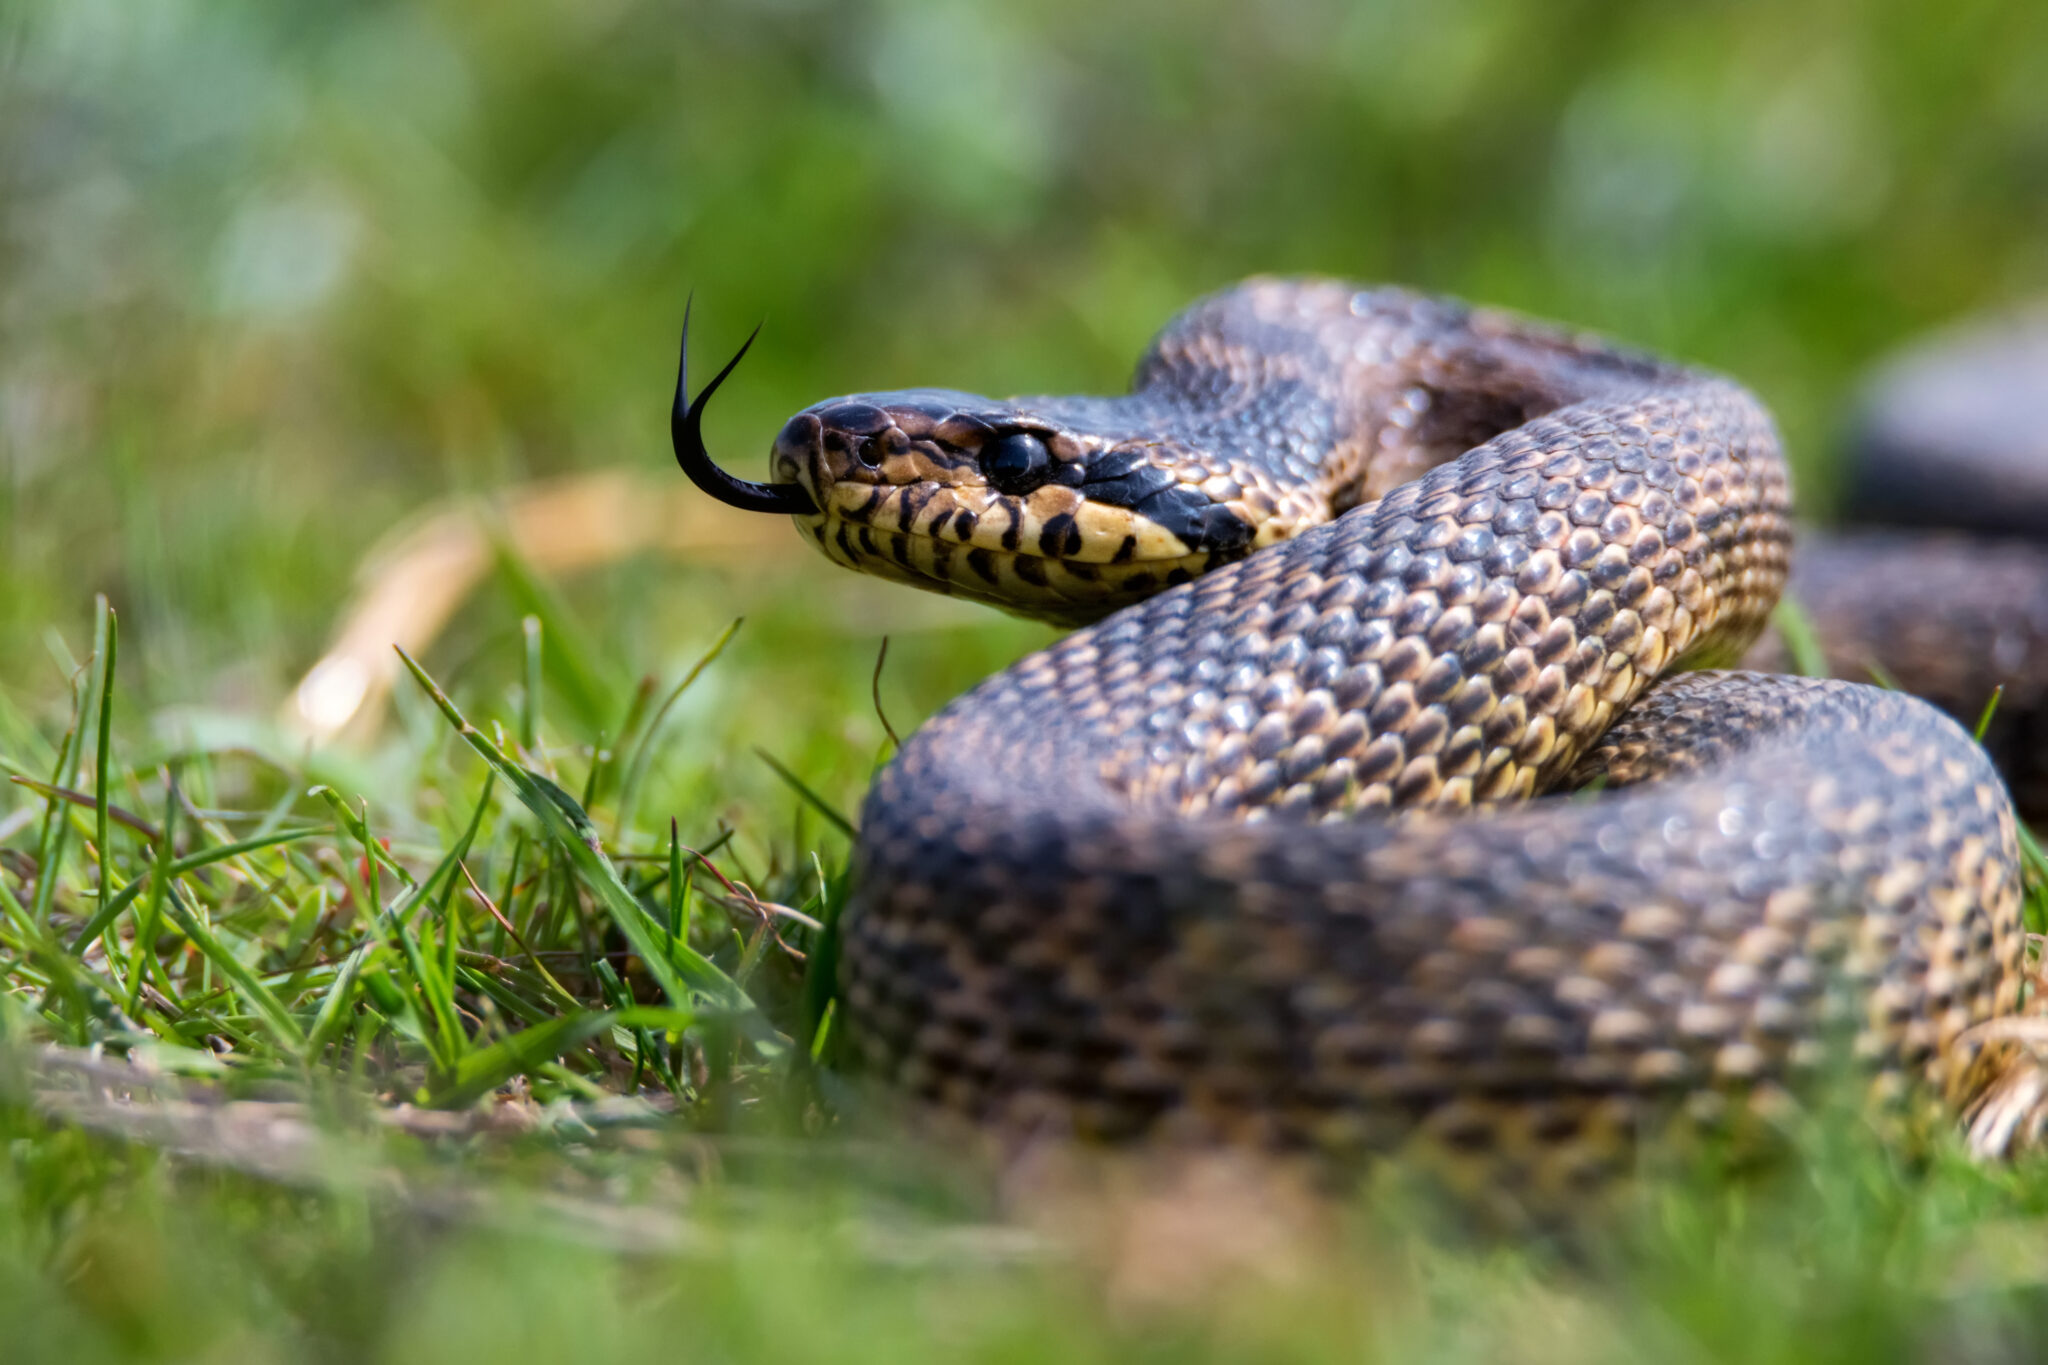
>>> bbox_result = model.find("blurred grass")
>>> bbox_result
[4,0,2048,1359]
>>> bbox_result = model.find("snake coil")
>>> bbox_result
[680,279,2046,1189]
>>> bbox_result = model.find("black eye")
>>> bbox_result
[981,431,1051,495]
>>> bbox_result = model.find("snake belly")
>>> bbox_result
[743,280,2032,1180]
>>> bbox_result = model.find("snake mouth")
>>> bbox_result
[798,498,1229,624]
[812,464,1212,564]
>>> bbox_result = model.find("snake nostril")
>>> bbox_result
[775,412,823,456]
[772,412,823,483]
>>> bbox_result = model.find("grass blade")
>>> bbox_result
[395,648,779,1047]
[521,614,544,752]
[1974,685,2005,742]
[2019,822,2048,936]
[1768,595,1829,680]
[304,938,379,1060]
[754,748,854,839]
[614,617,742,837]
[7,777,161,842]
[488,538,616,735]
[90,598,118,956]
[158,886,307,1057]
[432,1009,619,1109]
[27,600,107,925]
[70,825,334,953]
[312,788,417,892]
[668,819,690,943]
[123,776,180,1016]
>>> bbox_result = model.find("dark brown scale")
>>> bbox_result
[764,279,2041,1183]
[1745,533,2048,821]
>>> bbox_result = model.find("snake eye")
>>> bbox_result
[981,431,1051,495]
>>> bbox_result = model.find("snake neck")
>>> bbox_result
[1120,278,1684,520]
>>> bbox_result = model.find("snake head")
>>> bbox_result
[767,391,1315,624]
[670,306,1316,624]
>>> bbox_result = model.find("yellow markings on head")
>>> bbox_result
[824,475,1209,565]
[797,436,1335,625]
[1069,499,1196,562]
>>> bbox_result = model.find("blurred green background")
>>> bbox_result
[3,0,2046,805]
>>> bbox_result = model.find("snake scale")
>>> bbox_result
[673,279,2048,1187]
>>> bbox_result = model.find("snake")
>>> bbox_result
[671,278,2048,1188]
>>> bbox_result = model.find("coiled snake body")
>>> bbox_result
[674,279,2048,1185]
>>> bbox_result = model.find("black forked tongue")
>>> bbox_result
[670,299,818,516]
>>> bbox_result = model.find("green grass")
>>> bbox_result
[0,570,2046,1361]
[1,598,822,1113]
